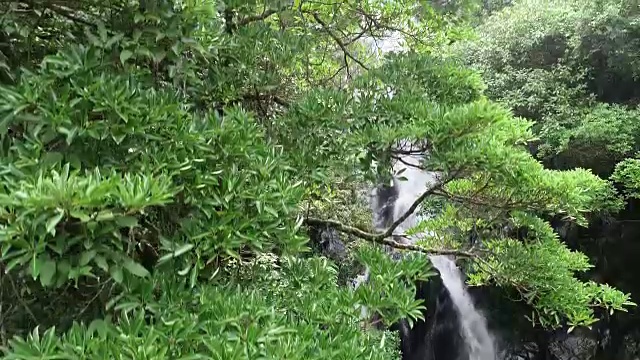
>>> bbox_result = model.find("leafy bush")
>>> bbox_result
[611,157,640,200]
[1,253,424,359]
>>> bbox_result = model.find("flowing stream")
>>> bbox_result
[362,31,497,359]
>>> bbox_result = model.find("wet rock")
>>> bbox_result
[369,180,398,230]
[621,331,640,360]
[308,225,347,262]
[318,227,347,261]
[501,342,538,360]
[548,329,598,360]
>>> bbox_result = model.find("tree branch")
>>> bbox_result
[309,12,369,71]
[432,188,542,213]
[392,154,425,170]
[47,4,94,26]
[304,217,474,257]
[305,171,472,257]
[237,6,289,27]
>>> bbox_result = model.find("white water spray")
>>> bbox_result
[429,255,497,360]
[359,30,496,359]
[388,150,497,360]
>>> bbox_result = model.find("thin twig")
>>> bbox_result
[77,279,112,317]
[309,12,369,71]
[237,6,289,27]
[391,154,425,170]
[7,273,37,324]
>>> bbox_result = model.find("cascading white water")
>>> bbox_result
[388,150,497,360]
[359,29,496,360]
[429,255,497,360]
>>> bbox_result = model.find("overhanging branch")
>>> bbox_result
[305,170,472,257]
[304,217,474,257]
[309,12,369,71]
[237,6,289,27]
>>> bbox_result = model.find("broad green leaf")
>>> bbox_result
[95,211,115,222]
[94,255,109,272]
[110,265,124,283]
[157,244,195,264]
[116,216,138,228]
[123,259,150,277]
[120,50,133,64]
[80,250,97,266]
[46,212,65,235]
[39,259,57,287]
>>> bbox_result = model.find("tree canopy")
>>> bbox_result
[458,0,640,178]
[0,0,635,358]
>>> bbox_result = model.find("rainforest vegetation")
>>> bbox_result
[0,0,639,358]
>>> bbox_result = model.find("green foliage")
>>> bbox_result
[467,212,634,329]
[458,0,640,174]
[0,0,635,356]
[0,0,454,357]
[0,164,175,287]
[539,104,640,173]
[330,40,632,329]
[0,254,415,359]
[453,1,640,327]
[354,247,435,327]
[0,42,307,290]
[611,158,640,200]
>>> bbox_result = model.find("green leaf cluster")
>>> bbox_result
[467,212,635,329]
[1,254,415,359]
[0,0,635,356]
[0,0,453,357]
[321,47,633,329]
[611,157,640,199]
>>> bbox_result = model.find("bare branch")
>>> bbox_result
[237,6,289,27]
[304,217,474,257]
[383,181,441,238]
[391,154,424,170]
[432,188,542,213]
[305,170,470,257]
[309,12,369,71]
[47,4,93,26]
[353,7,427,46]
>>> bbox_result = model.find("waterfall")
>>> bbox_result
[371,148,497,360]
[359,29,496,360]
[429,255,497,360]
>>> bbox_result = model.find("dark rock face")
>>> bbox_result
[425,280,467,360]
[388,277,466,360]
[548,203,640,360]
[370,180,399,230]
[620,331,640,360]
[308,225,348,262]
[548,330,598,360]
[501,342,539,360]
